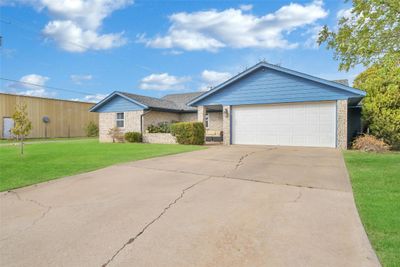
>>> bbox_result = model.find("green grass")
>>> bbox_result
[0,139,204,191]
[344,151,400,266]
[0,137,96,144]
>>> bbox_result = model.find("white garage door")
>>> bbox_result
[232,101,337,148]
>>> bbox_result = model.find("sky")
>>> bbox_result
[0,0,362,103]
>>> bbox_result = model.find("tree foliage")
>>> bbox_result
[318,0,400,71]
[107,127,124,143]
[11,103,32,155]
[353,59,400,149]
[85,121,99,137]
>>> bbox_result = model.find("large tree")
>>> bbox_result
[353,59,400,149]
[318,0,400,71]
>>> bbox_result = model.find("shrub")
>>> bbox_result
[352,134,390,152]
[147,121,175,133]
[85,121,99,137]
[170,122,205,145]
[125,131,142,143]
[353,60,400,150]
[108,127,124,143]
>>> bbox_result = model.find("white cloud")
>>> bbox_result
[70,74,93,84]
[337,8,352,20]
[5,0,133,52]
[139,0,328,52]
[43,20,127,52]
[83,93,107,102]
[139,73,190,91]
[239,4,253,11]
[70,93,106,102]
[199,70,232,91]
[8,74,51,97]
[303,24,323,48]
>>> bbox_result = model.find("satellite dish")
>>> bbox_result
[42,116,50,123]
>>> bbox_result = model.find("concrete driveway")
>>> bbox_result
[0,146,380,267]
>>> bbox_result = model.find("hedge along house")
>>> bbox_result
[89,91,224,143]
[188,62,366,149]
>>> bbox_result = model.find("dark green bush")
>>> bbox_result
[124,131,142,143]
[170,122,205,145]
[147,121,175,133]
[85,121,99,137]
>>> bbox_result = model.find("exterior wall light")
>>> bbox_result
[224,108,229,117]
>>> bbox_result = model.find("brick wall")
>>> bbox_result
[222,106,231,145]
[180,112,197,122]
[207,112,223,132]
[337,100,348,149]
[143,111,180,131]
[143,133,177,144]
[99,111,143,142]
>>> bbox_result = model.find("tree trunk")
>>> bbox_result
[20,137,24,155]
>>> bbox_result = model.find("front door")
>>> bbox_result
[3,117,14,139]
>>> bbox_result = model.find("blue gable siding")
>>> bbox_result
[195,67,360,106]
[95,95,144,112]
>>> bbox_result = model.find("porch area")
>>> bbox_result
[197,105,229,145]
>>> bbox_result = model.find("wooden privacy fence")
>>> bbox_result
[0,93,99,139]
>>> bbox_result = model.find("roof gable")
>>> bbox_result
[90,92,147,112]
[189,62,366,106]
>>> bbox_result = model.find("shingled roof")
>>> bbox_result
[117,91,203,112]
[161,92,203,111]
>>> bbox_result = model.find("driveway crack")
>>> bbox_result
[290,189,303,203]
[232,147,277,171]
[1,191,52,241]
[127,165,345,192]
[101,176,211,267]
[234,152,255,170]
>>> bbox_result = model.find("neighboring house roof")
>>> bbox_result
[90,91,203,112]
[188,62,366,106]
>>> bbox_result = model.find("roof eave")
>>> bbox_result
[148,107,197,113]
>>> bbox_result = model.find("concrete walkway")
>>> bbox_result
[0,146,380,267]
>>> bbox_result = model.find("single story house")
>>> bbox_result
[90,62,366,148]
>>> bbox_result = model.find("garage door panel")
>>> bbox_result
[232,102,336,148]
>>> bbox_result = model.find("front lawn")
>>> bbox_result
[0,137,96,144]
[344,151,400,266]
[0,139,204,191]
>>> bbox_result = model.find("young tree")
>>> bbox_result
[353,59,400,149]
[85,121,99,137]
[318,0,400,71]
[107,127,123,143]
[11,103,32,155]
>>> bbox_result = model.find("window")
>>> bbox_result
[116,112,124,128]
[205,113,209,129]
